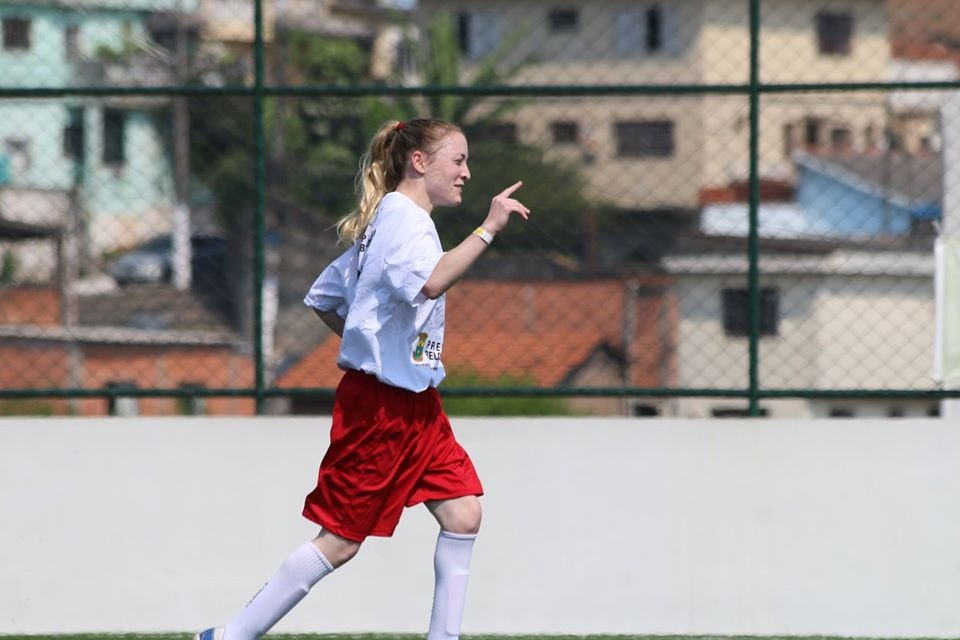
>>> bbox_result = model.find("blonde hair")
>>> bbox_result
[335,118,461,245]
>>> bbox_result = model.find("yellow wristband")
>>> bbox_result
[472,227,494,245]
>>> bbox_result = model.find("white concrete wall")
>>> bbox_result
[2,417,959,637]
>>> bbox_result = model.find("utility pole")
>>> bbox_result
[171,0,192,290]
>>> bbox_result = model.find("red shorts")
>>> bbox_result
[302,370,483,542]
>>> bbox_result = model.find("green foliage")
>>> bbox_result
[285,31,369,84]
[432,138,595,257]
[186,19,602,261]
[1,249,17,284]
[93,42,135,64]
[0,399,56,416]
[395,13,534,126]
[440,370,570,416]
[187,84,254,227]
[384,14,602,258]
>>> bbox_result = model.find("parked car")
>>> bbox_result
[109,234,226,286]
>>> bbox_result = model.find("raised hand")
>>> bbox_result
[482,181,531,234]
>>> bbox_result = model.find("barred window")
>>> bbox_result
[551,120,579,144]
[2,18,31,51]
[722,288,780,337]
[549,9,579,34]
[615,120,674,157]
[63,107,85,160]
[487,122,517,143]
[103,109,126,165]
[816,11,853,56]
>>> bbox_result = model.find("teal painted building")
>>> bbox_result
[0,0,196,278]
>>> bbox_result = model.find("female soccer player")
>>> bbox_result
[194,117,530,640]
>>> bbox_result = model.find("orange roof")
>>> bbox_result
[892,39,960,62]
[277,336,343,388]
[443,329,608,386]
[277,277,676,389]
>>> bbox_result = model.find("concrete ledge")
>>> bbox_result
[2,417,958,637]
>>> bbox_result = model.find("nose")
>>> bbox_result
[462,163,471,181]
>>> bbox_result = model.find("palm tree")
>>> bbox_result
[391,13,533,127]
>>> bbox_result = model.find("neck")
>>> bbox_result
[395,180,433,214]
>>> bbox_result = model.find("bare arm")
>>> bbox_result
[313,308,345,337]
[421,181,530,299]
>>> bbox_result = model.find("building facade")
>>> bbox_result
[415,0,890,211]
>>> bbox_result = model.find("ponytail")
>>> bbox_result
[335,118,461,245]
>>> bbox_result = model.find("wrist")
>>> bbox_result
[472,226,495,245]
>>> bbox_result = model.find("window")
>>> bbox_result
[829,407,855,418]
[551,120,579,144]
[645,6,662,51]
[2,18,31,51]
[4,139,30,175]
[830,127,852,150]
[107,381,139,416]
[887,406,904,418]
[549,9,579,34]
[783,123,795,158]
[63,107,85,160]
[103,108,126,165]
[615,120,674,157]
[65,25,80,60]
[487,122,517,143]
[458,10,501,58]
[887,129,904,151]
[804,117,823,147]
[721,287,780,337]
[615,5,677,56]
[816,11,852,56]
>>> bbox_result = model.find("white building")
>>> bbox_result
[665,248,940,419]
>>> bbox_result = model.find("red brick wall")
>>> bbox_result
[0,342,256,416]
[0,287,60,326]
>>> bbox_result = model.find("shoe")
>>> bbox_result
[193,628,225,640]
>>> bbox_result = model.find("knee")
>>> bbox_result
[312,531,362,568]
[445,499,482,535]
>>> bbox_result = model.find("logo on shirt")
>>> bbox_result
[412,332,428,361]
[412,332,442,364]
[356,226,377,277]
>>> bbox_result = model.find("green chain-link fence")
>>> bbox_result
[0,0,957,418]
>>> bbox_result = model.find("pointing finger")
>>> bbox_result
[499,180,523,198]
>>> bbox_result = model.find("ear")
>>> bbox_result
[409,149,428,174]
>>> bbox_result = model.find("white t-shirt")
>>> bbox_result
[304,191,447,392]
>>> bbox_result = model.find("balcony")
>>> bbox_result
[73,55,176,107]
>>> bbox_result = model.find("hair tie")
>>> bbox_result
[395,121,406,131]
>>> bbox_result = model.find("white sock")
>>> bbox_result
[427,531,477,640]
[223,542,334,640]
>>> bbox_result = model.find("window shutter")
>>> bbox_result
[615,8,646,56]
[472,10,502,58]
[662,4,681,56]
